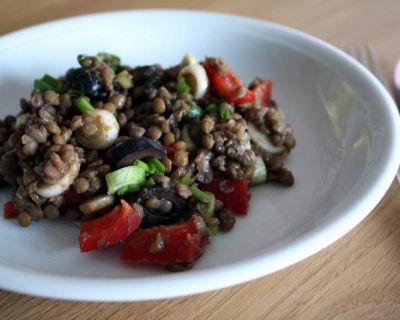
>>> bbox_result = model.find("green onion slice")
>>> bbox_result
[105,166,146,195]
[34,74,64,93]
[74,96,95,113]
[176,77,192,93]
[190,186,214,204]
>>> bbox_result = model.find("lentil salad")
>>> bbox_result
[0,53,295,269]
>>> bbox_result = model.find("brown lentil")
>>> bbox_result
[146,126,162,140]
[152,98,166,113]
[160,120,170,133]
[21,134,33,145]
[30,93,44,108]
[217,208,235,231]
[26,126,48,143]
[159,199,172,213]
[161,158,172,173]
[128,125,145,137]
[53,134,65,145]
[60,128,72,142]
[44,205,60,219]
[43,90,60,105]
[22,140,38,156]
[162,132,175,146]
[110,94,126,110]
[173,140,187,151]
[173,150,189,167]
[59,94,72,108]
[175,183,192,198]
[154,173,171,189]
[70,116,84,131]
[46,121,61,135]
[202,134,215,150]
[103,102,117,113]
[18,211,32,227]
[74,177,90,194]
[201,116,215,134]
[145,198,161,210]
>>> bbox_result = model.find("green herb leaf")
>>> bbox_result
[146,158,165,174]
[208,225,219,237]
[176,77,191,93]
[116,70,133,90]
[205,103,217,114]
[178,174,192,185]
[34,74,64,93]
[218,102,231,121]
[74,96,95,113]
[105,166,146,195]
[190,187,214,204]
[117,184,141,196]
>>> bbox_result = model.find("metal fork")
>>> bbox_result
[344,45,400,185]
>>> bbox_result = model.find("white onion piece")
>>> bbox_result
[37,152,81,198]
[76,109,119,150]
[181,53,198,66]
[179,64,209,99]
[79,194,115,215]
[248,123,285,154]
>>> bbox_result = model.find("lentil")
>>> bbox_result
[44,205,60,219]
[162,132,175,146]
[201,116,215,134]
[217,208,235,231]
[74,177,89,193]
[173,150,189,167]
[146,126,162,140]
[18,211,32,227]
[110,94,126,110]
[145,198,161,210]
[152,98,166,113]
[43,90,60,105]
[159,199,173,213]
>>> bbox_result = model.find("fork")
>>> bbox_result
[344,45,400,185]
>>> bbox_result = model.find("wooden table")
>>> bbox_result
[1,1,399,319]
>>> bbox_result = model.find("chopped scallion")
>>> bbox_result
[105,166,146,195]
[146,158,165,174]
[205,103,217,114]
[144,177,156,187]
[178,174,192,185]
[34,74,64,93]
[218,102,231,121]
[176,77,192,93]
[133,159,150,172]
[74,96,95,113]
[208,225,219,237]
[117,184,141,196]
[190,186,214,204]
[116,70,133,90]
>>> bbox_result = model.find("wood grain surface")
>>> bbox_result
[0,1,399,319]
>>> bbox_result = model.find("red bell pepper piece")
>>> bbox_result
[252,80,272,107]
[203,58,256,104]
[79,199,142,252]
[121,216,208,265]
[202,178,250,215]
[3,200,19,219]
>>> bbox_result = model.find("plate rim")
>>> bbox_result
[0,9,399,301]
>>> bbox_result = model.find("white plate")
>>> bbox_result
[0,10,399,301]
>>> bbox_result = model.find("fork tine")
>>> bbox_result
[365,45,390,90]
